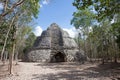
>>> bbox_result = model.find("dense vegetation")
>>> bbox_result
[0,0,40,74]
[0,0,120,75]
[72,0,120,64]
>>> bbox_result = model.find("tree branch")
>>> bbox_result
[0,0,24,17]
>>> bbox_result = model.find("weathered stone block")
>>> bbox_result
[25,23,87,63]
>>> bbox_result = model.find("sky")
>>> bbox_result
[33,0,78,38]
[0,3,3,14]
[0,0,77,38]
[0,3,3,9]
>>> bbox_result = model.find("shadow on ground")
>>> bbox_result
[0,64,10,79]
[32,62,120,80]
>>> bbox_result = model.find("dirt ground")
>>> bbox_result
[0,61,120,80]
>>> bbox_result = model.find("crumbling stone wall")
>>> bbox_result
[26,23,87,63]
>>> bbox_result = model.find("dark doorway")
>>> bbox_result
[50,52,65,62]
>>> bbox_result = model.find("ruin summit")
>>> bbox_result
[25,23,86,62]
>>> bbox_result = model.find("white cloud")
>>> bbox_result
[63,27,77,38]
[33,26,77,38]
[0,3,3,10]
[33,26,43,36]
[39,3,43,8]
[42,0,49,5]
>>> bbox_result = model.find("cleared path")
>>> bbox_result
[0,62,120,80]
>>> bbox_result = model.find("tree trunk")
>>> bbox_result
[5,51,8,61]
[1,17,15,61]
[15,51,18,65]
[101,43,104,64]
[9,43,15,74]
[9,52,13,74]
[114,50,117,63]
[3,51,8,65]
[114,37,118,63]
[114,56,117,63]
[102,58,105,64]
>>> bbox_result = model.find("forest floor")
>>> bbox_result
[0,61,120,80]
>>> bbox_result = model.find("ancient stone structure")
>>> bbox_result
[26,23,86,62]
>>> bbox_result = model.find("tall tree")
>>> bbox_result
[72,0,120,63]
[71,8,96,56]
[0,0,40,74]
[73,0,120,21]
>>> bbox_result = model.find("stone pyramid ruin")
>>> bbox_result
[26,23,86,62]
